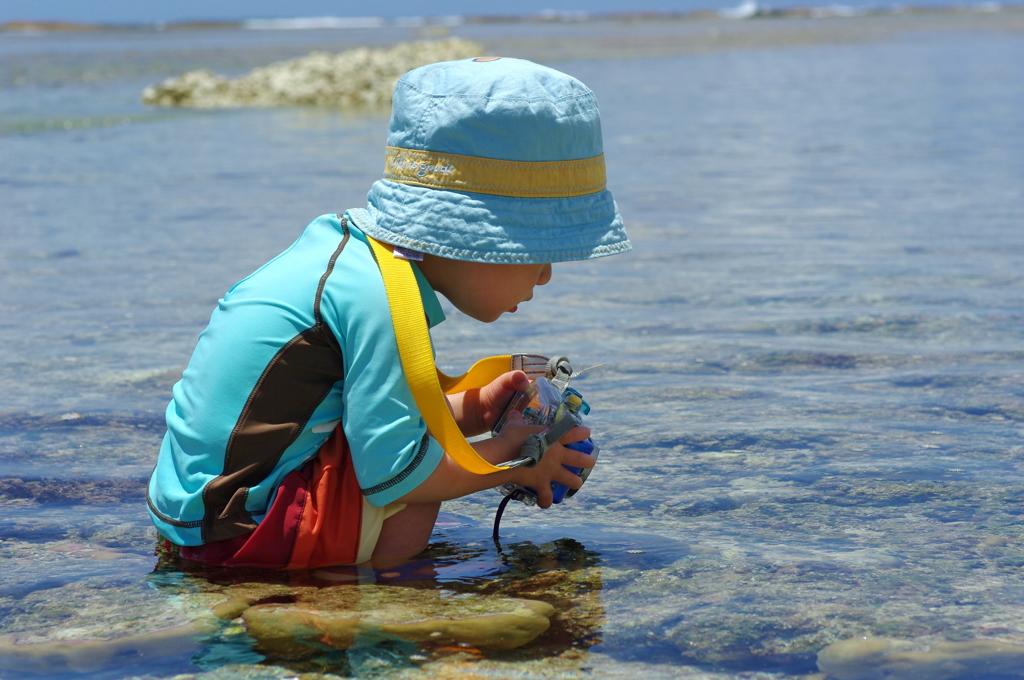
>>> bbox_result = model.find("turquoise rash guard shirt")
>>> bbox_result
[147,214,446,546]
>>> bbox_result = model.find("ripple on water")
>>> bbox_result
[0,411,166,478]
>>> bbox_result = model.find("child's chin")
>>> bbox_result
[467,309,503,323]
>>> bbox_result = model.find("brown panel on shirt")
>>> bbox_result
[201,325,345,543]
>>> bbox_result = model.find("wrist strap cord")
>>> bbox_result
[492,490,528,547]
[503,411,578,470]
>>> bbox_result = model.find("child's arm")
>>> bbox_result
[393,411,595,509]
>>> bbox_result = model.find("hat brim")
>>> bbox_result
[351,180,630,265]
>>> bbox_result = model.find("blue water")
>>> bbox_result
[2,12,1024,680]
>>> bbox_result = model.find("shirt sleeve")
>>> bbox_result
[326,238,446,507]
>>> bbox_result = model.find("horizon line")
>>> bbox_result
[1,1,1017,32]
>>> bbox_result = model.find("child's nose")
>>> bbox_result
[537,263,552,286]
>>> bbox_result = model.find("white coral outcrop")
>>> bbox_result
[141,38,484,109]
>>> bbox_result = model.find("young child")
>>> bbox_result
[146,56,630,570]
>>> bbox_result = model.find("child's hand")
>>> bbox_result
[478,370,532,431]
[448,370,532,437]
[498,410,595,509]
[396,407,594,507]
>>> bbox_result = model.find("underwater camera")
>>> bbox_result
[490,357,600,538]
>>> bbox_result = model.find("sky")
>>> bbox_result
[0,0,986,25]
[6,1,724,24]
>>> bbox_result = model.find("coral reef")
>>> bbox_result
[243,591,554,657]
[141,38,484,109]
[0,562,573,675]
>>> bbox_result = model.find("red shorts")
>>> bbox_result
[178,427,401,569]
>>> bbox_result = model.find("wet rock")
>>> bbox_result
[0,623,209,674]
[211,596,253,621]
[481,564,606,653]
[979,535,1008,550]
[47,542,138,560]
[141,38,483,109]
[668,496,741,517]
[755,351,859,370]
[123,665,349,680]
[817,636,1024,680]
[1,576,209,639]
[0,477,147,505]
[801,479,949,509]
[241,585,554,658]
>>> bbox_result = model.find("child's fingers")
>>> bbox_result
[560,447,596,469]
[499,412,549,437]
[481,372,530,431]
[506,370,531,392]
[504,409,525,424]
[535,486,553,509]
[492,370,529,395]
[557,425,591,445]
[553,465,586,489]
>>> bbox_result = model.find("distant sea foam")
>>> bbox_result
[237,2,1013,31]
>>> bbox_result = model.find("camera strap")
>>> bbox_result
[366,234,515,475]
[505,412,579,470]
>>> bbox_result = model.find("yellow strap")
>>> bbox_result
[436,355,514,394]
[366,235,511,474]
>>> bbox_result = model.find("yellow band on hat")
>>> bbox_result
[383,146,606,199]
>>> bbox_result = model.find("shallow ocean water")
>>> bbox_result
[2,12,1024,680]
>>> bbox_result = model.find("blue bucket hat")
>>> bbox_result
[348,57,630,264]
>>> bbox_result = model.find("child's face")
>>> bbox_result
[419,257,552,323]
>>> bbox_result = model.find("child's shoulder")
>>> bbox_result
[226,213,373,299]
[302,213,445,337]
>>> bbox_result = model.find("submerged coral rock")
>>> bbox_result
[479,562,606,651]
[241,585,554,659]
[0,624,208,674]
[141,38,484,109]
[817,636,1024,680]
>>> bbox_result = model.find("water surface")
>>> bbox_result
[2,13,1024,680]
